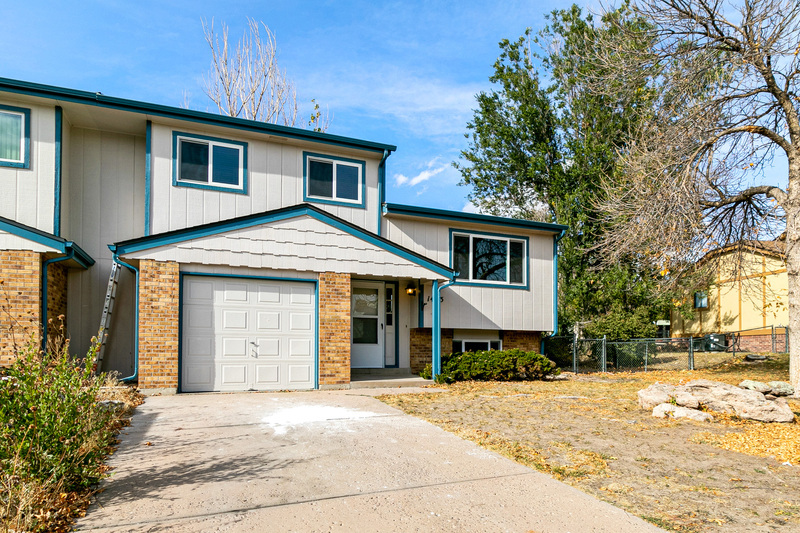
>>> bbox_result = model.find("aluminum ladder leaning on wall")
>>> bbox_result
[95,261,120,372]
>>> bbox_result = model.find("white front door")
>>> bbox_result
[351,281,385,368]
[181,276,316,392]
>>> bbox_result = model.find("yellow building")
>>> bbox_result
[671,240,788,337]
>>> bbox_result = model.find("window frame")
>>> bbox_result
[694,291,708,309]
[172,131,248,194]
[303,151,366,208]
[0,104,31,169]
[453,339,502,353]
[449,229,529,289]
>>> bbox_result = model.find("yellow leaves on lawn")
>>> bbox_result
[693,422,800,464]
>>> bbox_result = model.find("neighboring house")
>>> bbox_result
[670,240,788,340]
[0,77,566,393]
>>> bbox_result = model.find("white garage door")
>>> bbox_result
[181,276,316,392]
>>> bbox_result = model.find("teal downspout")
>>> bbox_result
[41,249,75,350]
[377,150,390,236]
[540,229,566,354]
[431,279,456,380]
[111,252,139,383]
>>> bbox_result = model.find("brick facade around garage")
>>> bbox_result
[46,262,68,341]
[502,330,542,352]
[318,272,352,387]
[137,259,180,391]
[0,251,42,365]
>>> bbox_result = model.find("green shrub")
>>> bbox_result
[0,334,117,531]
[434,349,559,383]
[418,363,432,380]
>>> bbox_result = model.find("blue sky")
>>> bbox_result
[3,0,592,212]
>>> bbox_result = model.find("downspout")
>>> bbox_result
[540,229,566,354]
[111,250,139,383]
[41,248,75,350]
[431,278,456,381]
[377,149,390,236]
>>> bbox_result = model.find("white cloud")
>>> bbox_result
[393,160,448,188]
[461,202,480,214]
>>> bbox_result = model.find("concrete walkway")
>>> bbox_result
[78,388,664,533]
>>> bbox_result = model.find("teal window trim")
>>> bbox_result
[0,103,31,169]
[172,131,248,195]
[448,228,530,290]
[303,151,366,209]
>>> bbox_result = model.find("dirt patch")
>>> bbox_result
[379,354,800,532]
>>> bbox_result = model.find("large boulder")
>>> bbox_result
[652,403,714,422]
[682,379,794,423]
[739,380,771,394]
[768,381,795,397]
[638,383,677,409]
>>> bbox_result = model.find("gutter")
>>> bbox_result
[110,249,139,383]
[540,229,566,354]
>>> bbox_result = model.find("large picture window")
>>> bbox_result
[452,232,526,285]
[0,104,30,169]
[173,132,247,194]
[303,152,365,207]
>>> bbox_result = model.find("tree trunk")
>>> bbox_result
[786,163,800,390]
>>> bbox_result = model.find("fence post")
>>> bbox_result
[772,325,776,353]
[688,337,694,371]
[787,327,790,353]
[644,342,649,372]
[601,335,607,373]
[572,334,578,373]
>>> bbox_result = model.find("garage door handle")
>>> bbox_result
[381,323,384,330]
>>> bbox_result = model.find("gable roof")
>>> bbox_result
[382,203,568,233]
[0,77,396,154]
[110,204,455,279]
[0,216,94,268]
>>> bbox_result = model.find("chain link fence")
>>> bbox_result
[543,327,789,374]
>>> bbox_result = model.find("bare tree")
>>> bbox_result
[202,18,330,131]
[588,0,800,385]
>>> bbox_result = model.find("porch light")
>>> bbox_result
[406,283,417,296]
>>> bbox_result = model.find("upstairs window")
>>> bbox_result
[452,232,526,286]
[0,104,30,169]
[694,291,708,309]
[173,132,247,194]
[304,152,365,207]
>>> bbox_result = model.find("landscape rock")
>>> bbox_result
[736,398,795,423]
[681,379,764,415]
[97,400,126,413]
[637,383,677,410]
[739,380,772,394]
[745,354,767,361]
[768,381,795,397]
[674,390,700,409]
[652,403,714,422]
[765,394,778,400]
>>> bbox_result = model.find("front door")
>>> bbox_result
[351,281,385,368]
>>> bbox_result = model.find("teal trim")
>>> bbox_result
[377,150,390,235]
[41,249,74,350]
[113,253,139,383]
[302,151,367,209]
[0,103,30,169]
[0,215,95,268]
[172,131,248,195]
[179,272,319,392]
[388,280,399,368]
[432,280,440,379]
[448,228,530,290]
[417,281,425,328]
[0,77,396,154]
[540,230,566,353]
[54,106,62,236]
[112,204,454,279]
[384,203,568,233]
[144,121,152,236]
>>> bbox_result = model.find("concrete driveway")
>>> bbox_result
[78,388,664,533]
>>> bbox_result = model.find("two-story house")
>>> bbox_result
[0,77,566,393]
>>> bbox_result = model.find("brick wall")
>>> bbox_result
[138,260,180,390]
[503,330,542,353]
[318,272,351,385]
[409,328,453,373]
[46,262,68,342]
[0,251,42,365]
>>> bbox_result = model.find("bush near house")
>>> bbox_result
[0,331,140,532]
[421,349,559,383]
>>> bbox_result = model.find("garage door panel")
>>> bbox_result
[222,309,248,330]
[257,311,280,330]
[254,364,280,385]
[182,276,316,392]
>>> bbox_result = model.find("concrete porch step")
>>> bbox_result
[351,368,416,377]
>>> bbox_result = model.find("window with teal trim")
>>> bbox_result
[304,152,364,206]
[174,132,247,193]
[452,232,526,285]
[0,104,30,169]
